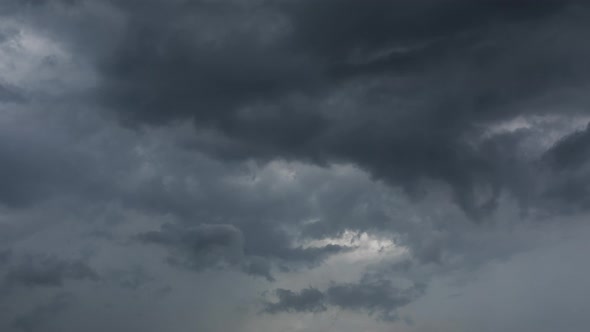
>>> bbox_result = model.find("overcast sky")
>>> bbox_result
[1,1,590,331]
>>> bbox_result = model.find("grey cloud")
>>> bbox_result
[263,287,326,314]
[137,223,353,279]
[273,244,353,266]
[241,256,275,282]
[84,0,590,218]
[286,0,569,60]
[242,223,355,267]
[0,84,26,104]
[137,222,278,281]
[530,123,590,213]
[0,251,12,266]
[98,0,320,126]
[0,28,18,44]
[544,123,590,171]
[326,280,426,321]
[3,254,98,288]
[137,223,245,270]
[2,0,589,219]
[0,110,118,210]
[0,0,82,14]
[11,293,72,332]
[1,1,590,330]
[263,279,425,321]
[108,265,153,290]
[0,150,101,209]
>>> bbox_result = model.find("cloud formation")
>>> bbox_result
[84,0,590,219]
[264,279,425,321]
[1,1,590,331]
[2,253,98,288]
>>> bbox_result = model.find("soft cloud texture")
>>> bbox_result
[1,1,590,331]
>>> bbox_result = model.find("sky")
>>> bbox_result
[1,1,590,331]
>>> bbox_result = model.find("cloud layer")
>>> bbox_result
[1,1,590,331]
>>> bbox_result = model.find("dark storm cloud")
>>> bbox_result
[2,1,590,330]
[544,123,590,171]
[87,0,590,218]
[98,0,322,126]
[2,254,98,288]
[241,256,275,282]
[287,0,569,59]
[137,223,245,270]
[325,280,426,321]
[538,123,590,212]
[0,0,57,17]
[263,287,326,314]
[137,222,352,280]
[1,0,588,221]
[263,279,425,321]
[0,251,12,266]
[11,293,72,332]
[240,221,354,268]
[0,125,106,208]
[273,244,352,266]
[109,265,154,290]
[0,28,17,44]
[0,84,26,104]
[0,0,81,12]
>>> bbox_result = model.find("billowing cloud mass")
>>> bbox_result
[2,252,98,288]
[263,280,425,321]
[1,1,590,331]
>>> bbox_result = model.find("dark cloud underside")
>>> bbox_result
[91,0,590,218]
[1,1,590,331]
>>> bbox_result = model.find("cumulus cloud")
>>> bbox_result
[263,287,327,314]
[0,84,26,103]
[136,223,353,280]
[1,1,590,331]
[2,254,98,288]
[263,279,425,321]
[73,0,590,219]
[137,223,246,270]
[11,293,73,332]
